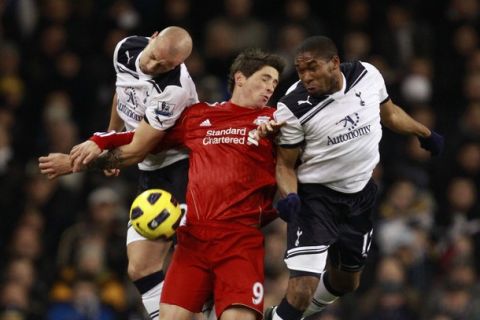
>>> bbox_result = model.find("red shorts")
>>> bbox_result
[161,222,265,318]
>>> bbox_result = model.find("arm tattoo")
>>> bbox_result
[87,149,124,171]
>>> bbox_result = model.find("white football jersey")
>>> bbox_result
[113,36,199,170]
[275,61,389,193]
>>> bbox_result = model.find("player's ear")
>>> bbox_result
[235,71,246,87]
[148,31,159,44]
[330,55,340,71]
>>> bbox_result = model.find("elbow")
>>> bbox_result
[126,149,149,165]
[133,151,148,163]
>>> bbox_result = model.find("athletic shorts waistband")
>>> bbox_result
[300,179,376,198]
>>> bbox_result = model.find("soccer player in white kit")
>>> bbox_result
[106,28,198,320]
[41,27,199,320]
[265,36,444,320]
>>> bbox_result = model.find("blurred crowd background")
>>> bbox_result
[1,0,480,319]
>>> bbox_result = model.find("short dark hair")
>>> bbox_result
[295,36,338,61]
[227,48,286,94]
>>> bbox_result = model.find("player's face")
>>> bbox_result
[295,52,340,96]
[140,38,180,75]
[242,66,279,108]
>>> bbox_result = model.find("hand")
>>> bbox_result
[276,193,301,222]
[418,130,444,156]
[256,120,285,139]
[103,169,120,177]
[38,153,73,180]
[70,140,102,172]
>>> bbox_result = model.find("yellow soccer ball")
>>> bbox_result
[129,189,183,240]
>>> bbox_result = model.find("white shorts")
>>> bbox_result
[126,204,188,246]
[284,245,329,274]
[126,222,149,245]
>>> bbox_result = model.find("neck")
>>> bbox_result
[230,93,258,109]
[138,52,148,74]
[333,71,343,93]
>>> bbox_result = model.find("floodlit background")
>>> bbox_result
[1,0,479,319]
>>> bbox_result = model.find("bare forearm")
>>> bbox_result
[276,165,298,197]
[276,146,300,197]
[86,147,145,171]
[381,104,431,137]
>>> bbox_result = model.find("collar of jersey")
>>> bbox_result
[225,100,264,111]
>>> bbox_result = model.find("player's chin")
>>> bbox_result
[306,86,319,95]
[256,96,269,107]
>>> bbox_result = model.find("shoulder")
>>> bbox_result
[278,82,320,119]
[116,36,149,53]
[190,101,212,109]
[149,64,190,92]
[184,101,215,113]
[278,81,307,109]
[341,61,384,92]
[341,60,368,92]
[177,102,217,123]
[114,36,148,70]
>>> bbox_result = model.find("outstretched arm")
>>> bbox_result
[69,130,135,171]
[380,99,444,155]
[71,120,165,172]
[380,99,430,137]
[38,153,73,179]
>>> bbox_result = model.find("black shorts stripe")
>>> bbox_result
[312,298,328,308]
[149,310,159,319]
[286,247,328,259]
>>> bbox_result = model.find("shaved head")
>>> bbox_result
[140,26,193,75]
[154,26,192,65]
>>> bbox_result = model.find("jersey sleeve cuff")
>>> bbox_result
[277,140,304,148]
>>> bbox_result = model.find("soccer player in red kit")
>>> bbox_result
[38,49,286,320]
[157,53,285,320]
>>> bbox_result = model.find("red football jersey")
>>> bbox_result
[164,101,277,226]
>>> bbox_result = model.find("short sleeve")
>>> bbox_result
[144,87,191,131]
[363,62,389,104]
[274,101,305,147]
